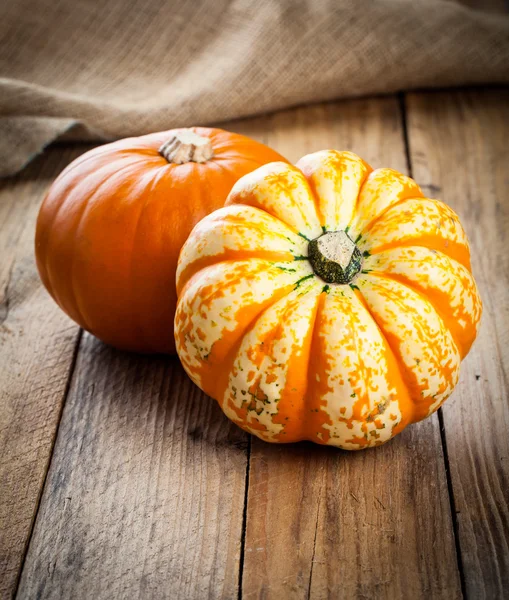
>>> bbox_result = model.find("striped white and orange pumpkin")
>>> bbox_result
[174,151,482,450]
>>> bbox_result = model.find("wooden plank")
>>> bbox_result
[240,98,463,599]
[406,88,509,599]
[17,334,249,599]
[0,148,86,598]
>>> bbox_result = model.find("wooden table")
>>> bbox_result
[1,88,508,599]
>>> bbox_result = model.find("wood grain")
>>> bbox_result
[239,98,462,599]
[406,88,509,599]
[8,93,508,600]
[16,334,249,599]
[0,148,85,598]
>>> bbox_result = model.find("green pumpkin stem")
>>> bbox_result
[308,230,363,284]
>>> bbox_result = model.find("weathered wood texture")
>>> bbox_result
[16,332,249,599]
[3,91,508,600]
[239,99,462,599]
[406,89,509,599]
[0,149,83,598]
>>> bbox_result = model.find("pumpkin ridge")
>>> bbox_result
[351,287,415,427]
[356,195,424,238]
[365,239,471,271]
[297,150,373,233]
[348,169,424,237]
[300,169,326,230]
[238,286,322,442]
[227,164,321,237]
[212,283,304,408]
[177,258,309,396]
[275,285,323,441]
[66,159,153,338]
[209,154,244,181]
[358,274,459,420]
[338,291,371,440]
[239,201,301,236]
[368,270,464,358]
[66,196,92,333]
[177,258,305,307]
[364,246,481,341]
[358,197,472,270]
[128,166,170,349]
[301,290,333,443]
[177,252,297,297]
[349,158,373,232]
[336,290,394,448]
[49,142,143,184]
[206,205,305,242]
[208,220,302,247]
[279,165,321,240]
[281,167,321,232]
[345,160,374,234]
[38,167,83,313]
[41,154,147,253]
[65,191,100,334]
[50,159,144,331]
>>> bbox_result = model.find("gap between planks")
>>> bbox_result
[398,91,467,596]
[13,329,83,596]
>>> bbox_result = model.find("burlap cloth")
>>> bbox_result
[1,0,508,177]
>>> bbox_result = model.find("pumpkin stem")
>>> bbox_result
[308,231,362,284]
[159,130,213,164]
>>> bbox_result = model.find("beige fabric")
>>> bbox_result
[1,0,508,177]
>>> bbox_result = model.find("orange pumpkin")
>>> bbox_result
[35,128,285,353]
[175,151,482,449]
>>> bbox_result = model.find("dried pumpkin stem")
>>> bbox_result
[308,230,362,284]
[159,130,213,164]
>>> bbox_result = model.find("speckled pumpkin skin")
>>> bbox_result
[175,150,482,450]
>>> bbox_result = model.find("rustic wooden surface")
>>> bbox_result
[1,88,508,600]
[239,100,460,600]
[406,89,509,599]
[0,150,82,597]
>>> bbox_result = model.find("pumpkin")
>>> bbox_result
[175,150,482,449]
[35,128,285,353]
